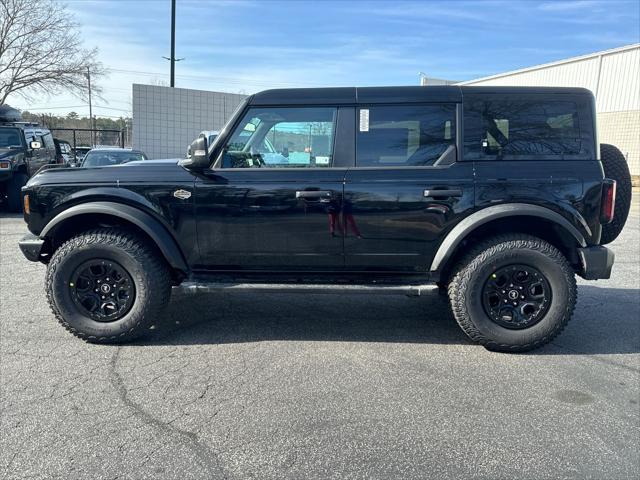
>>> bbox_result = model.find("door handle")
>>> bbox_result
[296,190,333,199]
[423,188,462,198]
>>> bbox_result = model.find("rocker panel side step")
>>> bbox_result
[174,281,438,296]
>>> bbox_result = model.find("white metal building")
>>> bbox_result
[132,84,246,159]
[458,44,640,176]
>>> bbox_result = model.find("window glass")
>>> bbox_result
[221,107,336,168]
[42,133,55,149]
[82,150,146,167]
[0,128,22,148]
[356,104,456,167]
[463,96,592,160]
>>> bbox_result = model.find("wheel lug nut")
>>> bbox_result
[94,289,98,292]
[521,295,525,299]
[101,295,105,299]
[504,300,508,303]
[513,302,517,306]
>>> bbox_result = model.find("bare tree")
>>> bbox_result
[0,0,105,105]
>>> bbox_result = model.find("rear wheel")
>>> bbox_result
[448,234,576,352]
[45,229,171,343]
[600,143,632,244]
[6,172,28,212]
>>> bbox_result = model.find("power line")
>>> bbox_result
[106,67,317,88]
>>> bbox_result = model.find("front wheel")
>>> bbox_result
[45,229,172,343]
[448,234,576,352]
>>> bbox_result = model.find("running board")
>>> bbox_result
[174,281,439,297]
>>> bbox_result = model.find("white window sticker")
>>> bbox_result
[359,109,369,132]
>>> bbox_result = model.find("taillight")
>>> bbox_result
[600,179,616,224]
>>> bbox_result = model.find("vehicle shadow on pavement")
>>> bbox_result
[142,290,470,347]
[0,212,24,219]
[535,285,640,356]
[138,285,639,354]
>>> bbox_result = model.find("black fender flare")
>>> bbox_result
[40,201,189,273]
[430,203,588,272]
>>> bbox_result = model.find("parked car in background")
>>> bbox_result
[53,139,73,165]
[80,148,148,167]
[186,130,219,158]
[72,146,92,164]
[0,105,56,211]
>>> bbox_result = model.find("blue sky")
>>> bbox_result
[13,0,640,117]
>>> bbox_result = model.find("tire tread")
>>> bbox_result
[448,234,577,352]
[45,228,171,343]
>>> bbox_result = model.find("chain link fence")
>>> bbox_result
[50,128,125,151]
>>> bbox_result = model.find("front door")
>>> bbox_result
[344,103,475,272]
[195,105,351,271]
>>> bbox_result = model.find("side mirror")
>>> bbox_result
[180,136,209,170]
[30,141,42,149]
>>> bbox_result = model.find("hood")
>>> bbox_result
[26,157,193,187]
[0,148,21,160]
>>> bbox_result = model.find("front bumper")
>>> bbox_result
[578,245,614,280]
[19,233,45,262]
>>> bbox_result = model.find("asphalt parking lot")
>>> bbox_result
[1,203,638,480]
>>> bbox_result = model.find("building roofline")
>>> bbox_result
[457,43,640,85]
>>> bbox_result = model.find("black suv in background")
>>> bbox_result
[18,86,632,351]
[1,105,57,211]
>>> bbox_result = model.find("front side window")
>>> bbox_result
[464,95,593,160]
[356,104,456,167]
[220,107,336,168]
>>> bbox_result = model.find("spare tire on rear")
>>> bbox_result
[600,143,632,245]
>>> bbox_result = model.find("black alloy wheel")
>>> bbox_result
[70,259,136,322]
[482,264,551,329]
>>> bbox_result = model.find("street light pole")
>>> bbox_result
[170,0,176,87]
[87,66,94,145]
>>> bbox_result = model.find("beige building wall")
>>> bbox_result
[597,110,640,177]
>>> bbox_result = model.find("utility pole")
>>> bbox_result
[170,0,176,87]
[87,66,94,145]
[163,0,183,86]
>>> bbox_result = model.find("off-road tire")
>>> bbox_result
[45,229,171,343]
[6,172,28,212]
[600,143,632,245]
[448,234,576,352]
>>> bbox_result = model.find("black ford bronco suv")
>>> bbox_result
[18,86,632,351]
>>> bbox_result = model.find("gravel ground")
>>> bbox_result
[1,202,638,480]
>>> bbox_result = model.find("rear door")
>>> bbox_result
[343,103,475,272]
[195,105,353,271]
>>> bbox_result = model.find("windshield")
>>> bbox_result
[0,128,23,148]
[82,150,147,167]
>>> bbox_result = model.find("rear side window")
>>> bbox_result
[42,133,55,149]
[463,95,594,160]
[356,104,456,167]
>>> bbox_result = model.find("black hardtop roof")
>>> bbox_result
[250,85,593,106]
